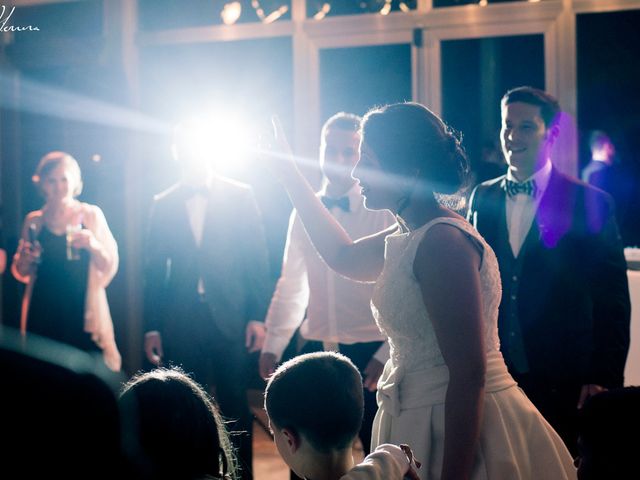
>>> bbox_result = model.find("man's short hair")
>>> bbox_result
[321,112,361,140]
[501,86,561,129]
[264,351,364,453]
[588,130,612,150]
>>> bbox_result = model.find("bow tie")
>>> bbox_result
[505,179,538,198]
[320,195,350,212]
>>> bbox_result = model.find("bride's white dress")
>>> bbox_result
[370,217,576,479]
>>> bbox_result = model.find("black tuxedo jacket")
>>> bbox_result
[467,168,630,387]
[143,176,272,341]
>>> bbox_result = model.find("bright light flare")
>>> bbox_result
[221,2,242,25]
[174,113,255,172]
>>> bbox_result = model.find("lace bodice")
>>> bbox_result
[371,217,501,372]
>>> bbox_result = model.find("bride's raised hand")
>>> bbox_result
[263,114,300,184]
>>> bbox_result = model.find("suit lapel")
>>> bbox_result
[535,168,574,249]
[174,186,200,251]
[481,178,512,262]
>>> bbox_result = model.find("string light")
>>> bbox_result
[221,2,242,25]
[380,0,392,15]
[250,1,288,24]
[313,3,331,20]
[263,5,289,23]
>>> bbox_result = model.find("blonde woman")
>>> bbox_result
[12,151,120,371]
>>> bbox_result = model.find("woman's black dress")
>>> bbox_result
[26,227,96,352]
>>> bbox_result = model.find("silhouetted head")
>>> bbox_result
[353,102,469,213]
[119,368,236,480]
[319,112,362,195]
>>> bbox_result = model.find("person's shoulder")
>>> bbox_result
[468,174,506,210]
[553,169,614,204]
[77,202,106,220]
[477,174,506,190]
[468,174,506,200]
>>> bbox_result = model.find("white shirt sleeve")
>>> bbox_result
[262,211,311,361]
[340,444,410,480]
[373,341,390,364]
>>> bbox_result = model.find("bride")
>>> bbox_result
[266,103,575,480]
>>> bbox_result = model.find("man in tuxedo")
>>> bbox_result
[259,112,395,462]
[143,120,272,480]
[467,86,630,454]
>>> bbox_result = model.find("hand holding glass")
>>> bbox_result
[66,224,82,261]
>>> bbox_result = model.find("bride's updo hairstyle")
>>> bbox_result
[360,102,469,195]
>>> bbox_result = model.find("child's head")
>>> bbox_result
[264,352,363,471]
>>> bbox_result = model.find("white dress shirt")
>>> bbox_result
[263,183,396,362]
[185,184,208,294]
[506,160,552,257]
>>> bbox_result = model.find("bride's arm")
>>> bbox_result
[413,224,486,480]
[270,117,394,282]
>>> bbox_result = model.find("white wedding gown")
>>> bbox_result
[370,217,576,480]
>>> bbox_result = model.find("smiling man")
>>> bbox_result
[467,86,630,454]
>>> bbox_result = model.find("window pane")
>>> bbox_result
[577,10,640,246]
[319,44,412,120]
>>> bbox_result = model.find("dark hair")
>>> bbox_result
[321,112,362,139]
[360,102,469,195]
[588,130,612,150]
[501,86,561,129]
[264,352,364,453]
[32,151,83,197]
[577,386,640,479]
[119,368,236,480]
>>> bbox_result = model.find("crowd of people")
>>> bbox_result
[0,85,634,480]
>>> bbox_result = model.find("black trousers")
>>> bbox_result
[162,300,254,480]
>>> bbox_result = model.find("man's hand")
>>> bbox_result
[262,115,300,185]
[245,321,266,353]
[578,383,606,409]
[144,331,164,366]
[363,357,384,392]
[259,352,278,380]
